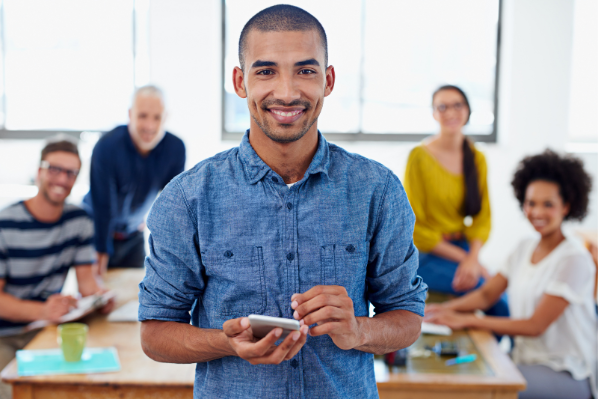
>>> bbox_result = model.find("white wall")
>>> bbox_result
[144,0,596,271]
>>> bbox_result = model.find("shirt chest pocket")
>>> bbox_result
[320,242,369,296]
[201,246,266,318]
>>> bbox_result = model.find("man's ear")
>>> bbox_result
[128,108,132,120]
[324,65,335,97]
[233,67,247,99]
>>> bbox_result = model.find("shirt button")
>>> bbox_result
[290,359,299,368]
[271,176,279,183]
[286,202,293,210]
[224,250,234,258]
[286,253,294,261]
[345,245,355,253]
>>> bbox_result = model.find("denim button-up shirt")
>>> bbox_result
[138,131,427,399]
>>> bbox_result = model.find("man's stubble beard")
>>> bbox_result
[40,186,65,207]
[250,99,320,144]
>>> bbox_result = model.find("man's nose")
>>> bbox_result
[273,73,300,103]
[54,171,71,185]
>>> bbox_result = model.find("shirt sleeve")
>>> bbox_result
[464,151,491,243]
[89,145,118,255]
[138,178,205,324]
[403,149,443,253]
[73,215,96,266]
[544,253,595,305]
[367,171,428,317]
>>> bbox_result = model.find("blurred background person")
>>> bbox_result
[425,150,595,399]
[404,85,509,317]
[0,138,113,398]
[83,85,186,274]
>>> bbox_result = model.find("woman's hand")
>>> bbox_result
[452,255,482,292]
[424,309,473,330]
[424,303,447,316]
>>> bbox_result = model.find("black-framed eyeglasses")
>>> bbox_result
[434,102,467,113]
[40,160,80,180]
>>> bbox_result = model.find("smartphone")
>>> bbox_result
[248,315,300,339]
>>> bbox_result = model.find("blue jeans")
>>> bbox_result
[418,240,509,318]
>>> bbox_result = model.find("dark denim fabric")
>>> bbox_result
[138,131,427,399]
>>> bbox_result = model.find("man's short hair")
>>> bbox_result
[41,135,80,162]
[132,85,165,107]
[238,4,328,72]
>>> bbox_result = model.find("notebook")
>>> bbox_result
[421,322,453,336]
[16,347,121,376]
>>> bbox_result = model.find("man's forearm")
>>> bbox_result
[0,293,43,322]
[354,309,422,355]
[140,320,236,363]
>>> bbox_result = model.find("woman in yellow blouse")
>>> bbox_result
[404,85,508,317]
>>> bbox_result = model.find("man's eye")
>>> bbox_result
[299,69,315,74]
[257,70,274,75]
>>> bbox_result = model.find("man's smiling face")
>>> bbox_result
[234,29,334,143]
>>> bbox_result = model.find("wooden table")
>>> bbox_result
[375,328,526,399]
[1,269,195,399]
[375,291,526,398]
[3,272,526,398]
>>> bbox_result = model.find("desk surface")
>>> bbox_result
[375,329,526,392]
[1,269,196,389]
[2,270,526,398]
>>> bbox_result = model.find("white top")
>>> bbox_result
[498,236,596,382]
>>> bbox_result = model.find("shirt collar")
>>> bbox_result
[238,129,331,185]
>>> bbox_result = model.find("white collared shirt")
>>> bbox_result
[499,236,596,382]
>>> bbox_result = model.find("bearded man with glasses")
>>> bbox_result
[0,138,113,399]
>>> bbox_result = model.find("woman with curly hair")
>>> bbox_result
[404,85,508,317]
[425,150,596,399]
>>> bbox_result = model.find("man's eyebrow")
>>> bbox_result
[251,60,277,68]
[295,59,320,67]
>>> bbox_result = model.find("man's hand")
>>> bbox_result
[452,256,482,292]
[41,294,77,322]
[223,317,308,365]
[96,288,116,314]
[291,285,362,350]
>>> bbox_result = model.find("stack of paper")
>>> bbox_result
[107,301,139,322]
[27,291,116,331]
[421,322,453,336]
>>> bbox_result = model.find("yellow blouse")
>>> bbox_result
[403,144,491,253]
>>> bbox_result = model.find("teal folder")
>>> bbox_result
[16,347,121,376]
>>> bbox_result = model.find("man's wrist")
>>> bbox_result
[222,331,237,357]
[353,317,369,349]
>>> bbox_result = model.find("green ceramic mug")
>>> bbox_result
[57,323,88,362]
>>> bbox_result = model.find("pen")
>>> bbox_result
[445,354,477,366]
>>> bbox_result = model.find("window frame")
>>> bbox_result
[221,0,502,143]
[0,0,149,140]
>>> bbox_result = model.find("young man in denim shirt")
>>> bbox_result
[138,5,427,398]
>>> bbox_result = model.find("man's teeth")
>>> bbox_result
[271,110,301,117]
[51,186,66,194]
[532,220,547,226]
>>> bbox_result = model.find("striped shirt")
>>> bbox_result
[0,202,95,330]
